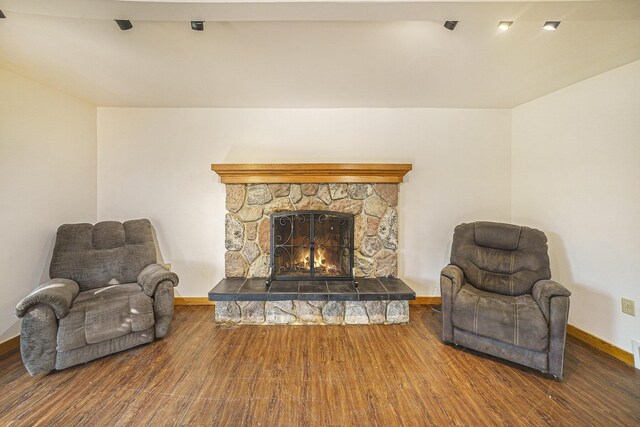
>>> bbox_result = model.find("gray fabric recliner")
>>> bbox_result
[441,221,571,379]
[15,219,178,375]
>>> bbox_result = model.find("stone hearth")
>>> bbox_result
[209,277,415,325]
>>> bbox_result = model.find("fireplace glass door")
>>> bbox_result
[271,211,354,280]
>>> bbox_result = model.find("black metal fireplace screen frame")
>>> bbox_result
[270,210,355,281]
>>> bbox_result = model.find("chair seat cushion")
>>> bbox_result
[57,283,154,351]
[452,284,548,352]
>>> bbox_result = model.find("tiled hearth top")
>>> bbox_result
[208,278,416,302]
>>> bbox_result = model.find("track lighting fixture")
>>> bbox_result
[444,21,458,31]
[115,20,133,31]
[0,10,6,19]
[498,21,513,31]
[543,21,561,31]
[191,21,204,31]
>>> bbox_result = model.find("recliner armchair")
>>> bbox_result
[441,221,571,379]
[15,219,178,375]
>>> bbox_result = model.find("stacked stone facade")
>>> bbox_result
[224,183,399,278]
[215,300,409,325]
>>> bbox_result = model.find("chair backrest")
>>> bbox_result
[50,219,157,291]
[450,221,551,296]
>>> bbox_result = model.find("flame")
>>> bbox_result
[315,248,326,268]
[295,247,337,274]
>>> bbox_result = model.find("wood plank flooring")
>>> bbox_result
[0,305,638,426]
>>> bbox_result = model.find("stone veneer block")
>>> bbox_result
[264,198,294,215]
[248,255,270,277]
[215,301,241,323]
[331,199,363,215]
[237,205,263,222]
[257,219,270,253]
[225,251,248,277]
[354,214,365,250]
[322,301,345,324]
[345,302,369,324]
[386,301,409,324]
[374,250,398,278]
[247,184,273,205]
[289,184,303,204]
[226,184,245,213]
[348,184,373,200]
[317,185,332,205]
[297,197,326,211]
[374,184,398,207]
[238,301,265,323]
[241,241,260,264]
[225,214,244,250]
[378,207,398,250]
[265,301,296,324]
[294,300,323,323]
[366,217,380,237]
[268,184,290,197]
[329,183,348,200]
[354,253,373,277]
[301,184,319,196]
[364,196,387,218]
[245,222,258,240]
[360,236,383,257]
[366,301,386,324]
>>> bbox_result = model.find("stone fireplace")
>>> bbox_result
[224,182,400,279]
[209,164,415,325]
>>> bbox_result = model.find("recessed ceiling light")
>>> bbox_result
[444,21,458,31]
[191,21,204,31]
[115,20,133,31]
[543,21,561,31]
[0,10,6,19]
[498,21,513,31]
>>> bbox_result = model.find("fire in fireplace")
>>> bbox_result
[270,210,354,281]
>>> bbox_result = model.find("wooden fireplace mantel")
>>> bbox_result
[211,163,412,184]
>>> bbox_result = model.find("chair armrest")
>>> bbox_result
[138,263,179,297]
[440,264,465,343]
[441,264,464,296]
[15,279,79,319]
[20,305,58,375]
[532,279,571,321]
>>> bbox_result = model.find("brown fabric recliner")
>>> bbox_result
[441,221,571,379]
[15,219,179,375]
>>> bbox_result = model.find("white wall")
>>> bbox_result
[7,60,638,357]
[512,61,640,353]
[0,68,97,341]
[97,108,511,297]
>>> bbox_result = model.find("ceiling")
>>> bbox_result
[0,0,639,108]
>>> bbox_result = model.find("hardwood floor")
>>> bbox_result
[0,305,638,426]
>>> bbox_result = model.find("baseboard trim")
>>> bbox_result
[410,296,442,305]
[566,324,634,367]
[174,297,214,306]
[0,335,20,359]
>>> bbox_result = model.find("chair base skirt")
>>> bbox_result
[452,328,549,374]
[55,327,155,371]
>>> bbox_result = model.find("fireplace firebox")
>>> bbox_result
[270,210,354,282]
